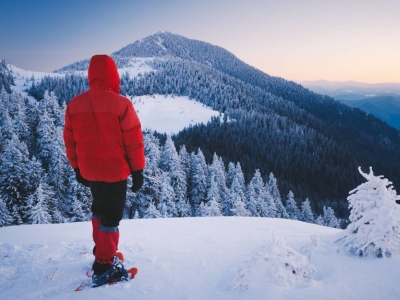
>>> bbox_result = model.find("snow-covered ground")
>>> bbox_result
[130,94,220,134]
[0,217,398,300]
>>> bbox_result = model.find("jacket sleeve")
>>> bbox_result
[63,105,79,169]
[120,100,145,171]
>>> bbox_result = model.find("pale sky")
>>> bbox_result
[1,0,399,83]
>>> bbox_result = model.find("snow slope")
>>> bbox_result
[130,94,220,134]
[1,217,399,300]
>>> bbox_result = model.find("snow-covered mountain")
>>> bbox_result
[1,217,399,300]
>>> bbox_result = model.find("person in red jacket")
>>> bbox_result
[63,54,145,283]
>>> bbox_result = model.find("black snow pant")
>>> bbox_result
[89,180,127,228]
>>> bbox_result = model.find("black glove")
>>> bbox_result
[131,170,144,192]
[74,168,89,187]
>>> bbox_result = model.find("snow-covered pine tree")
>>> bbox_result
[66,169,91,222]
[315,215,324,226]
[204,175,222,217]
[285,191,300,220]
[246,181,259,217]
[1,109,14,141]
[338,167,400,258]
[190,149,208,216]
[300,198,315,223]
[235,162,246,192]
[267,172,289,219]
[0,134,31,224]
[0,197,12,227]
[208,153,228,207]
[178,145,191,182]
[36,108,56,172]
[322,206,339,228]
[157,171,177,218]
[11,205,23,225]
[159,135,187,214]
[250,169,277,217]
[134,132,162,217]
[9,92,31,148]
[226,162,236,189]
[144,201,161,218]
[48,127,69,218]
[228,177,249,217]
[40,91,64,127]
[26,181,52,224]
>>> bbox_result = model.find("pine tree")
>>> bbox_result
[9,92,31,147]
[300,198,315,223]
[323,206,339,228]
[36,108,56,171]
[1,109,14,141]
[190,149,208,215]
[66,169,91,221]
[246,181,259,217]
[285,191,300,220]
[11,205,23,225]
[157,172,177,218]
[159,135,187,214]
[48,127,69,217]
[178,145,191,182]
[204,175,222,217]
[338,167,400,257]
[267,172,288,219]
[0,134,31,224]
[144,201,161,218]
[226,162,236,189]
[134,132,162,216]
[227,177,249,217]
[0,197,12,227]
[235,162,246,192]
[26,182,52,224]
[40,91,63,127]
[315,215,324,226]
[208,153,228,207]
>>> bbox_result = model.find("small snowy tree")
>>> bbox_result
[204,175,222,217]
[285,191,300,220]
[27,182,52,224]
[0,197,12,227]
[157,172,177,218]
[190,149,208,215]
[144,201,161,219]
[337,167,400,258]
[322,206,339,228]
[267,173,288,219]
[300,198,315,223]
[315,215,324,226]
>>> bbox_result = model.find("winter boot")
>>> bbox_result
[92,256,129,286]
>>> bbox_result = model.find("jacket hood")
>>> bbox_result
[88,55,120,94]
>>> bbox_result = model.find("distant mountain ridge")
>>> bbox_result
[300,79,400,130]
[340,94,400,130]
[299,80,400,97]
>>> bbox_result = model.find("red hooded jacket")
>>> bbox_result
[63,55,145,182]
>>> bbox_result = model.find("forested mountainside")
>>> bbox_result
[26,32,400,217]
[0,60,15,93]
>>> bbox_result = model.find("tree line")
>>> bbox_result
[0,89,341,228]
